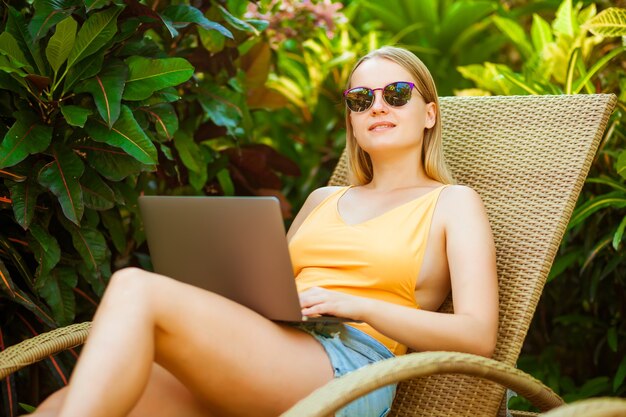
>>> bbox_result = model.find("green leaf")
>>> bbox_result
[217,168,234,196]
[100,208,126,253]
[7,172,43,230]
[585,7,626,37]
[617,146,626,181]
[59,214,107,272]
[572,46,626,94]
[6,6,46,75]
[493,16,534,60]
[0,258,17,299]
[0,32,31,69]
[607,327,618,352]
[553,0,576,37]
[198,26,226,53]
[0,55,28,77]
[29,0,80,40]
[75,139,147,181]
[29,222,61,279]
[531,13,553,53]
[569,192,626,230]
[613,215,626,250]
[75,60,127,127]
[197,85,243,135]
[85,0,111,12]
[46,16,77,74]
[173,130,202,173]
[141,103,178,140]
[217,4,259,35]
[60,105,92,127]
[0,111,52,169]
[548,250,582,282]
[66,6,122,70]
[38,144,85,225]
[615,355,626,392]
[39,267,77,326]
[12,286,57,327]
[80,166,115,210]
[159,5,233,39]
[63,51,104,92]
[564,47,580,94]
[123,56,194,101]
[85,105,158,165]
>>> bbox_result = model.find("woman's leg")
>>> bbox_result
[54,267,334,417]
[31,364,211,417]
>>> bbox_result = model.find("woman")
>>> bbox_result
[30,46,498,417]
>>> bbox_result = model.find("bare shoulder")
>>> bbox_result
[437,185,489,227]
[287,186,345,240]
[305,186,344,207]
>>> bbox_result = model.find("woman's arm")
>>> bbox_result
[300,186,499,357]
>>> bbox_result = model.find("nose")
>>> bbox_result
[370,90,388,115]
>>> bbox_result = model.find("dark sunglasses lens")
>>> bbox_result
[384,82,413,106]
[345,87,373,112]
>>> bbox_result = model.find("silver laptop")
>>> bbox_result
[138,195,349,323]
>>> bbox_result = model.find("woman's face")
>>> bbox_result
[348,57,436,156]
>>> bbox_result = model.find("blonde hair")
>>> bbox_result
[344,46,455,185]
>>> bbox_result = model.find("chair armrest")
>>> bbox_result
[539,398,626,417]
[0,322,91,378]
[281,351,564,417]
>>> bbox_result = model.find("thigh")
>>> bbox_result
[118,269,334,417]
[34,364,211,417]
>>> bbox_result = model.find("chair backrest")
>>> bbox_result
[328,94,617,416]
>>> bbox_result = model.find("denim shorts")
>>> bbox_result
[293,322,397,417]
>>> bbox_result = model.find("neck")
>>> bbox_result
[365,147,434,191]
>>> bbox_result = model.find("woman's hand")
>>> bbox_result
[298,287,373,321]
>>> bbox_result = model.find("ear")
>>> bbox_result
[425,102,437,129]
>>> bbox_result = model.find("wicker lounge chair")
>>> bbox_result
[0,94,617,417]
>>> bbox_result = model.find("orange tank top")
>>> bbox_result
[288,185,448,355]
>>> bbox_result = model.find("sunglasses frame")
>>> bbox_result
[343,81,416,112]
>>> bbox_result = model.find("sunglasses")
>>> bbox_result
[343,81,416,112]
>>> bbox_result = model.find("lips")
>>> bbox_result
[368,121,396,131]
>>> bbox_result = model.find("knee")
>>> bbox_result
[106,267,151,299]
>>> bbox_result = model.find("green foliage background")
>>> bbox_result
[0,0,624,414]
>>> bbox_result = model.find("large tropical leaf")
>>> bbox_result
[140,103,178,140]
[75,60,127,127]
[7,170,43,230]
[59,214,107,274]
[85,0,112,12]
[29,223,61,279]
[60,105,92,128]
[585,7,626,37]
[74,139,146,181]
[123,56,194,101]
[0,111,52,169]
[38,267,77,326]
[6,6,46,74]
[28,0,80,40]
[100,209,126,253]
[0,55,28,78]
[85,105,158,165]
[0,32,31,69]
[66,6,122,70]
[38,144,85,225]
[80,166,115,210]
[63,51,104,93]
[0,259,17,299]
[531,13,553,53]
[197,85,244,135]
[45,16,77,74]
[159,5,233,39]
[10,286,56,327]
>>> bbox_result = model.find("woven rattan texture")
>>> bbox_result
[328,94,616,417]
[0,322,91,378]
